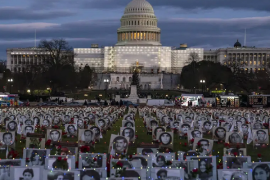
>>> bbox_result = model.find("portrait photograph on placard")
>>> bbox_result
[52,116,61,125]
[213,127,226,141]
[109,135,129,154]
[188,129,203,142]
[201,120,213,133]
[89,126,101,141]
[46,170,79,180]
[41,119,51,128]
[79,153,106,169]
[76,119,85,129]
[157,132,173,148]
[0,159,25,180]
[79,169,105,180]
[121,127,135,142]
[223,156,251,169]
[179,123,191,136]
[96,119,107,129]
[110,169,146,179]
[56,142,78,158]
[11,166,42,180]
[110,159,142,174]
[0,131,15,148]
[78,129,94,145]
[22,125,35,136]
[243,162,270,180]
[170,160,198,180]
[65,124,77,137]
[218,169,252,180]
[225,132,243,144]
[152,126,166,141]
[6,120,17,132]
[131,155,151,169]
[193,138,213,156]
[46,129,62,142]
[223,148,247,156]
[137,148,158,155]
[152,153,175,167]
[253,129,269,145]
[151,168,184,180]
[46,156,75,170]
[188,156,217,180]
[122,120,135,128]
[23,149,50,167]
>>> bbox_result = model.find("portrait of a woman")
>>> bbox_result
[252,164,270,180]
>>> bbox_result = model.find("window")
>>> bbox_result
[254,61,256,65]
[224,55,227,57]
[123,77,126,82]
[117,77,119,81]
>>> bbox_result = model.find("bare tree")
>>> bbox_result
[185,52,200,65]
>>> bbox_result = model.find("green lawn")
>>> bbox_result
[7,110,269,166]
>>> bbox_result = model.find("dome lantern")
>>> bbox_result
[234,39,242,48]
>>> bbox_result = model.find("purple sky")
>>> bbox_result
[1,0,270,59]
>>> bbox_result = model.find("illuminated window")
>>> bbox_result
[134,33,136,39]
[144,33,146,40]
[258,61,260,65]
[148,33,151,40]
[152,33,154,40]
[241,61,243,64]
[137,33,139,40]
[131,32,133,40]
[224,55,227,57]
[140,33,143,40]
[258,68,260,71]
[254,61,256,65]
[250,61,252,65]
[263,61,265,65]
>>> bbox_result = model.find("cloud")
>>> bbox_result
[1,16,270,59]
[0,6,76,20]
[81,0,270,12]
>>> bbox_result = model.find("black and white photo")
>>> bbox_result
[151,168,184,180]
[46,170,79,180]
[0,159,24,180]
[218,169,252,180]
[0,132,15,147]
[121,127,135,142]
[11,167,42,180]
[193,138,213,156]
[79,153,106,169]
[23,149,50,167]
[223,156,251,169]
[65,124,77,136]
[157,132,173,148]
[226,132,243,144]
[109,135,129,154]
[253,129,269,145]
[79,129,94,145]
[6,121,17,132]
[47,129,62,142]
[213,127,226,140]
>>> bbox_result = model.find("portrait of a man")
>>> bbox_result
[77,119,84,129]
[2,132,14,146]
[228,133,242,144]
[159,132,172,145]
[154,155,166,167]
[124,121,134,128]
[112,136,128,153]
[214,127,226,140]
[191,130,202,138]
[83,130,93,144]
[24,126,34,136]
[63,115,70,124]
[150,120,158,127]
[254,130,268,143]
[194,139,212,156]
[80,170,101,180]
[253,123,263,129]
[6,121,17,131]
[181,124,190,135]
[53,116,61,125]
[48,130,61,142]
[172,122,180,128]
[33,117,40,126]
[203,121,212,131]
[241,124,249,135]
[122,128,135,141]
[42,119,51,128]
[156,169,167,179]
[98,119,106,128]
[90,126,101,137]
[154,127,165,138]
[184,116,192,123]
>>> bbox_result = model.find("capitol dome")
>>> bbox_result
[116,0,161,46]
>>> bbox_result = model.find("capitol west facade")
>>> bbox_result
[6,0,270,90]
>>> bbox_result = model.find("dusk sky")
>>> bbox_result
[1,0,270,59]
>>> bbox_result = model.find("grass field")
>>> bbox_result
[6,109,270,167]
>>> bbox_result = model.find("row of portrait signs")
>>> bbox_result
[0,106,269,180]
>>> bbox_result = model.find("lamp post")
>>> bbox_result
[200,80,205,92]
[104,79,109,98]
[7,78,13,93]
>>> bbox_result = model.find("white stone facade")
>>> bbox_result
[109,73,163,90]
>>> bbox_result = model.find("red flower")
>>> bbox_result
[63,158,67,161]
[197,142,201,146]
[92,141,95,145]
[45,139,52,146]
[93,158,97,162]
[233,152,238,156]
[184,142,187,146]
[62,132,67,136]
[190,138,194,143]
[258,153,262,158]
[184,133,187,136]
[123,149,126,154]
[129,155,133,159]
[193,168,198,173]
[26,158,30,162]
[57,157,62,161]
[56,145,62,150]
[135,135,138,139]
[116,161,123,167]
[39,138,42,142]
[224,143,230,148]
[80,145,90,153]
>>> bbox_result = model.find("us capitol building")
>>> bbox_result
[6,0,270,90]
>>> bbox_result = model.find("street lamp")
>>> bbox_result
[104,79,110,98]
[7,79,13,93]
[200,80,205,92]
